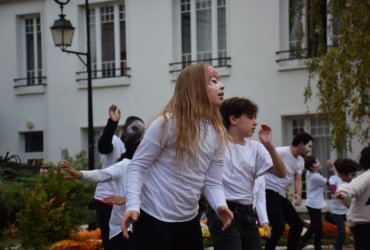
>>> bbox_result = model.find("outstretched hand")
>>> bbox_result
[217,206,234,231]
[121,210,139,239]
[262,222,271,238]
[258,124,272,147]
[60,160,83,179]
[109,104,121,122]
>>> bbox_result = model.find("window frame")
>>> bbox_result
[171,0,230,75]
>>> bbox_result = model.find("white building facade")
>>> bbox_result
[0,0,364,179]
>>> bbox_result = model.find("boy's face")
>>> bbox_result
[338,172,357,182]
[234,114,257,138]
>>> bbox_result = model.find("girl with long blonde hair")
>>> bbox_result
[121,64,233,250]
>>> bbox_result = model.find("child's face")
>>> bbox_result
[312,159,321,171]
[235,114,257,138]
[207,67,224,107]
[338,172,357,182]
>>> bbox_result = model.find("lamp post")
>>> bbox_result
[51,0,94,170]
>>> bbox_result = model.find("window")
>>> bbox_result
[23,131,44,166]
[15,15,46,87]
[277,0,327,62]
[172,0,229,72]
[283,115,336,199]
[88,2,127,79]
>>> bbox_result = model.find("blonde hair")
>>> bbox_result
[150,63,227,160]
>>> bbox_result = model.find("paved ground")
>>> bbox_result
[205,245,355,250]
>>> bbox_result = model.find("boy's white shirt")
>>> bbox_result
[337,169,370,227]
[264,146,304,197]
[81,158,132,238]
[328,175,349,215]
[253,176,269,225]
[94,135,125,201]
[223,139,272,205]
[305,171,327,209]
[125,116,227,222]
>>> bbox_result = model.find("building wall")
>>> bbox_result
[0,0,364,165]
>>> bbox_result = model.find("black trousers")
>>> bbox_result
[351,223,370,250]
[207,202,262,250]
[265,189,303,250]
[95,201,113,250]
[301,206,323,250]
[133,209,203,250]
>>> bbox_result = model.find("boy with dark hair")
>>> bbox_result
[264,131,314,250]
[207,97,286,250]
[336,149,369,250]
[329,158,358,250]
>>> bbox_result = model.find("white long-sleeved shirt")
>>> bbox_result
[337,169,370,227]
[94,135,125,201]
[253,176,269,225]
[81,158,131,239]
[125,116,227,222]
[305,171,327,209]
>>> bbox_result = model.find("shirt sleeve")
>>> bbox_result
[312,173,328,186]
[337,171,370,198]
[81,160,128,183]
[204,133,227,213]
[98,118,119,154]
[125,117,168,213]
[256,142,273,177]
[254,177,269,225]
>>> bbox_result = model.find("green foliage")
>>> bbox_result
[0,150,96,249]
[303,0,370,151]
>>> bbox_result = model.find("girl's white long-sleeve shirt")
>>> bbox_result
[81,158,131,239]
[253,176,269,225]
[337,169,370,227]
[305,171,327,209]
[125,116,227,222]
[94,135,125,201]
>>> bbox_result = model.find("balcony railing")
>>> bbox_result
[14,76,47,87]
[169,56,231,74]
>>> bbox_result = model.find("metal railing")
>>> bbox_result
[169,56,231,73]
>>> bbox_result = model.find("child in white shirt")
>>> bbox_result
[121,64,234,250]
[329,158,358,250]
[300,156,333,250]
[61,130,144,250]
[336,147,370,250]
[207,97,286,250]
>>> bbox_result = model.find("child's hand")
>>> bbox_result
[262,222,271,238]
[294,193,302,206]
[259,124,272,147]
[217,206,234,231]
[327,159,334,170]
[60,160,83,179]
[109,104,121,122]
[103,196,126,205]
[335,191,345,200]
[121,210,139,239]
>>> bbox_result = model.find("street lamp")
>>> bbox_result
[51,0,94,170]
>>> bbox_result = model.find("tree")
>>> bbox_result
[303,0,370,151]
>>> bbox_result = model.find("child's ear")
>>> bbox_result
[229,115,238,125]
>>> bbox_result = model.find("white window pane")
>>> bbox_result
[196,6,212,60]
